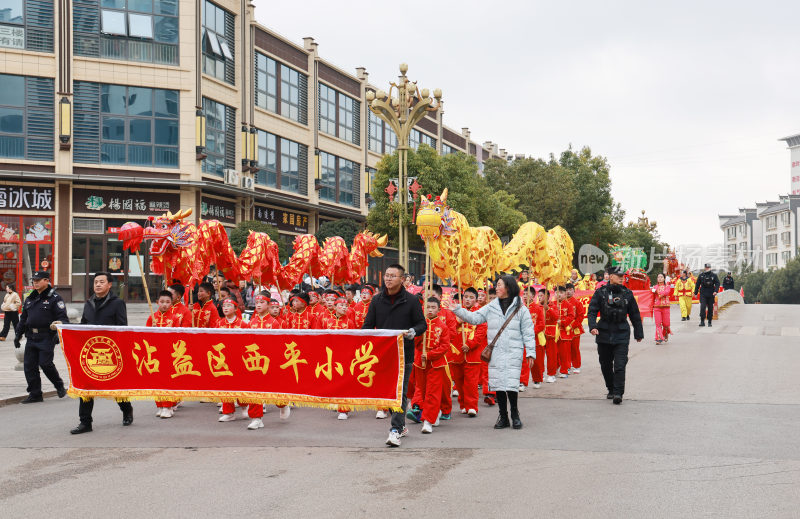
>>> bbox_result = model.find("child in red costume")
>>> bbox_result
[555,286,575,378]
[413,297,451,434]
[282,292,319,330]
[167,284,192,327]
[192,282,219,328]
[519,287,538,389]
[352,285,374,329]
[456,288,486,416]
[248,293,283,329]
[566,283,585,373]
[541,288,561,383]
[216,299,265,430]
[529,289,547,388]
[651,273,672,344]
[147,290,178,418]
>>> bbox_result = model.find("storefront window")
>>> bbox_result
[0,215,54,293]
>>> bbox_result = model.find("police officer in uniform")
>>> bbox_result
[70,271,132,434]
[587,266,643,405]
[694,263,720,327]
[15,271,68,403]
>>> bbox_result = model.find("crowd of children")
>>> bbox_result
[142,274,588,434]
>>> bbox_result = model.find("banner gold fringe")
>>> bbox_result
[66,389,402,412]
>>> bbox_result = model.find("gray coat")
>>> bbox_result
[453,298,536,392]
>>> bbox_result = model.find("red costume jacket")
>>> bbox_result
[146,309,175,327]
[414,315,450,369]
[319,313,355,330]
[461,306,488,364]
[192,300,219,328]
[439,307,462,363]
[569,296,586,335]
[282,306,318,329]
[556,299,576,340]
[351,300,371,328]
[543,302,561,338]
[170,302,193,328]
[217,316,244,329]
[652,284,672,308]
[248,313,282,329]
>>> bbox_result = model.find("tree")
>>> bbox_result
[316,218,362,247]
[366,145,527,249]
[228,220,290,263]
[615,210,671,283]
[760,257,800,304]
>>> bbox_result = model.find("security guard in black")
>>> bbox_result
[587,266,644,404]
[15,270,67,403]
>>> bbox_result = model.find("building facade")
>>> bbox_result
[0,0,508,302]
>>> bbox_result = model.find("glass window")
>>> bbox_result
[318,151,357,206]
[75,81,178,168]
[319,84,337,136]
[255,129,303,194]
[255,53,278,113]
[280,138,299,193]
[101,9,127,35]
[202,1,234,84]
[128,13,153,38]
[409,129,420,150]
[202,97,231,176]
[153,15,176,43]
[368,112,382,153]
[385,128,397,154]
[280,64,300,122]
[339,95,354,143]
[0,74,53,160]
[0,0,23,24]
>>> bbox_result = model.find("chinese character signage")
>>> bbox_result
[58,326,404,409]
[72,188,180,215]
[0,26,24,50]
[200,197,237,224]
[0,186,54,211]
[254,204,309,233]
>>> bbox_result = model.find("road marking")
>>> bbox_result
[737,326,760,336]
[781,327,800,337]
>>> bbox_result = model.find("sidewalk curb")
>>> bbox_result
[0,390,58,408]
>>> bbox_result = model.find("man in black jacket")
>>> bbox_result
[70,272,132,434]
[722,272,735,291]
[15,271,68,403]
[694,263,720,327]
[587,266,644,405]
[362,264,426,447]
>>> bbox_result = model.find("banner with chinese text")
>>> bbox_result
[58,326,405,411]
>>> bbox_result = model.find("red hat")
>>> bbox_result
[255,294,269,302]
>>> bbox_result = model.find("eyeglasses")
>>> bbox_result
[383,274,399,279]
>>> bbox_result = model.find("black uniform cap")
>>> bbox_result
[31,270,51,280]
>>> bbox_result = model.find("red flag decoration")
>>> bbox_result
[740,287,745,298]
[58,326,404,411]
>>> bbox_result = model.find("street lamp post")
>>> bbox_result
[367,63,441,269]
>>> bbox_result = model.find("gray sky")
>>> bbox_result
[254,0,800,248]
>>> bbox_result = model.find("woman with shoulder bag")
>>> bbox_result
[452,275,536,429]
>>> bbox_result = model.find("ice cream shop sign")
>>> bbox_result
[0,187,54,211]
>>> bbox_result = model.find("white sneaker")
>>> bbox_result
[172,406,179,412]
[467,409,477,417]
[558,373,568,378]
[568,367,574,374]
[460,408,468,414]
[518,384,526,392]
[240,408,250,419]
[572,368,581,374]
[160,408,173,419]
[247,418,264,430]
[433,411,442,427]
[375,410,388,419]
[399,426,409,438]
[155,407,164,418]
[421,421,433,434]
[175,401,183,408]
[218,413,236,422]
[452,389,459,397]
[337,412,349,420]
[546,375,556,383]
[533,383,541,389]
[279,406,291,420]
[216,402,223,407]
[386,429,402,447]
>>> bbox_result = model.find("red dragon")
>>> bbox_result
[113,209,387,290]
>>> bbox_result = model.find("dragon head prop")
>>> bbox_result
[416,188,455,240]
[114,208,193,255]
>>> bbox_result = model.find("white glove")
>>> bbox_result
[403,328,416,339]
[50,320,63,331]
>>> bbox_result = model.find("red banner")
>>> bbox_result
[574,290,654,319]
[58,326,404,410]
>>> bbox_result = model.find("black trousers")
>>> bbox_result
[24,337,64,398]
[1,310,19,338]
[597,342,629,396]
[699,295,715,323]
[390,362,412,432]
[79,398,133,425]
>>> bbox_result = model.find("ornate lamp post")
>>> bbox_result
[367,63,441,269]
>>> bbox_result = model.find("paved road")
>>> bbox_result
[1,304,798,518]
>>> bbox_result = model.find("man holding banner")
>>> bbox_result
[71,272,133,434]
[362,264,427,447]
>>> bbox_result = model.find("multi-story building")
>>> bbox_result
[0,0,508,302]
[718,207,761,270]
